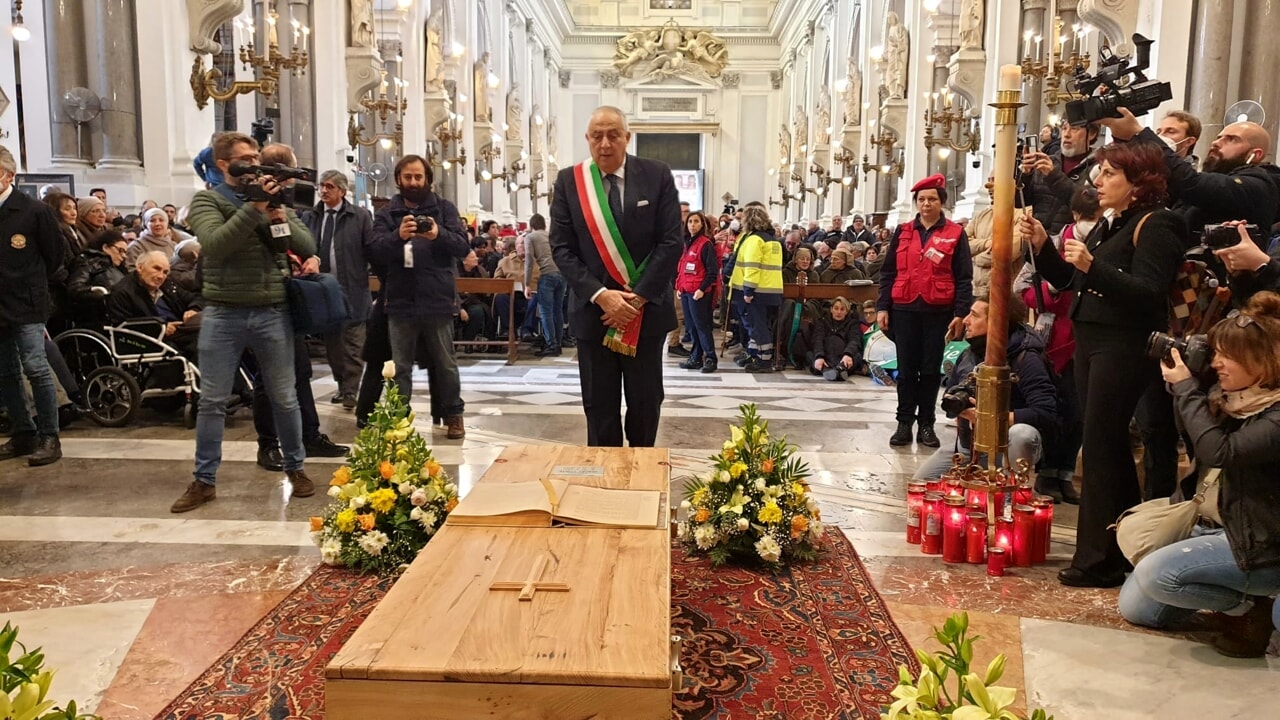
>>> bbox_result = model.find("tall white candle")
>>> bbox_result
[999,65,1022,93]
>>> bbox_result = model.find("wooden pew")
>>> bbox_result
[368,275,520,365]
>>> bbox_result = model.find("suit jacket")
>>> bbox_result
[549,155,684,342]
[302,200,375,322]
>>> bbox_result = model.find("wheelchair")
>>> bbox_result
[54,318,252,428]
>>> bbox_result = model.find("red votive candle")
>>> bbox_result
[1031,497,1053,563]
[921,492,943,555]
[906,482,927,544]
[995,518,1013,551]
[942,496,967,563]
[965,512,987,563]
[944,476,964,499]
[1014,483,1033,506]
[925,478,942,494]
[1012,504,1035,567]
[964,479,989,513]
[987,546,1007,576]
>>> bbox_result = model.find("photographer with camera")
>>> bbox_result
[1103,110,1280,239]
[1118,292,1280,659]
[173,133,318,513]
[1019,142,1189,587]
[913,296,1058,483]
[373,154,470,440]
[1020,121,1102,236]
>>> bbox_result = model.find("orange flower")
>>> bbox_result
[761,458,775,474]
[379,461,395,480]
[694,508,711,523]
[790,515,809,539]
[330,466,351,486]
[425,459,443,478]
[309,516,324,532]
[445,498,459,512]
[357,513,377,531]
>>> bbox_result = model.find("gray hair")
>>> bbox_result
[136,250,170,270]
[0,145,15,176]
[589,105,630,132]
[319,169,350,193]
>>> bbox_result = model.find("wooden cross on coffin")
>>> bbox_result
[488,554,571,601]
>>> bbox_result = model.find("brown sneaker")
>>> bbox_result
[171,481,216,513]
[286,469,315,498]
[446,415,465,439]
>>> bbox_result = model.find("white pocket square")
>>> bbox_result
[636,200,650,207]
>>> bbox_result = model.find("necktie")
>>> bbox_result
[320,209,336,273]
[605,173,623,220]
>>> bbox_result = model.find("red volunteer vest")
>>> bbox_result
[676,234,711,293]
[890,218,963,307]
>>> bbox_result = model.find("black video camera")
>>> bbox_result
[1202,223,1265,250]
[940,375,978,419]
[1065,34,1172,126]
[229,161,317,210]
[1146,332,1213,373]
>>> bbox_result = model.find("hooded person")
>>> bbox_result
[125,207,194,272]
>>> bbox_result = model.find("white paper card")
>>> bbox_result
[403,240,414,268]
[550,465,605,477]
[270,222,291,238]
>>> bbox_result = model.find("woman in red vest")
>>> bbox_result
[876,174,975,449]
[676,211,721,373]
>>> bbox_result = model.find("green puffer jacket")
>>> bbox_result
[187,186,316,306]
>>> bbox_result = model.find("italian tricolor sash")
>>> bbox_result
[573,160,648,356]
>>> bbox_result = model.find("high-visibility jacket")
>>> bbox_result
[729,231,783,303]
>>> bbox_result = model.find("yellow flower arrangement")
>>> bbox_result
[335,509,357,533]
[680,404,821,567]
[368,488,397,514]
[425,459,442,478]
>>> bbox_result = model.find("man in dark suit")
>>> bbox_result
[550,106,683,447]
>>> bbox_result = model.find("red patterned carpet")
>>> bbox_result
[157,529,917,719]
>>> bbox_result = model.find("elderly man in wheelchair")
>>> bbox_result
[107,250,202,358]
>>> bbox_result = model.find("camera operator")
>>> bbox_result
[373,154,470,440]
[1213,220,1280,301]
[173,133,318,514]
[1103,109,1280,237]
[912,296,1058,482]
[1020,120,1102,235]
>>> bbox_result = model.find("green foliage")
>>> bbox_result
[679,404,823,567]
[0,623,99,719]
[882,613,1054,720]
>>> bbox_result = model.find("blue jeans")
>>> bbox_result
[195,305,304,485]
[0,324,59,437]
[681,291,715,363]
[537,273,567,349]
[1118,527,1280,628]
[913,424,1043,481]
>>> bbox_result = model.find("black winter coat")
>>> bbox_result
[949,327,1060,449]
[1171,378,1280,571]
[0,189,63,327]
[302,200,376,322]
[106,273,204,325]
[66,249,127,315]
[373,193,470,318]
[811,314,863,365]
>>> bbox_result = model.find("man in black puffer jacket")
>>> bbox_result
[373,154,470,439]
[913,296,1059,483]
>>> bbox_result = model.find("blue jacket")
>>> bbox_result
[193,146,224,186]
[373,193,470,318]
[949,326,1059,448]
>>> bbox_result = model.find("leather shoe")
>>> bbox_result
[0,432,37,460]
[535,345,562,357]
[305,434,349,457]
[667,344,691,357]
[257,446,284,472]
[1035,474,1064,503]
[1057,567,1125,588]
[446,415,465,439]
[917,425,940,448]
[171,481,216,513]
[286,469,315,498]
[28,436,61,467]
[1060,476,1081,505]
[1213,596,1276,658]
[889,422,914,447]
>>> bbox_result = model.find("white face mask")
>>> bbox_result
[1073,219,1098,238]
[729,219,741,232]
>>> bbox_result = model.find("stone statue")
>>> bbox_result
[351,0,375,49]
[779,123,791,163]
[474,52,491,123]
[530,104,544,158]
[844,61,862,125]
[815,88,831,145]
[793,106,809,154]
[681,30,729,78]
[613,29,662,77]
[547,116,558,161]
[425,7,445,91]
[884,11,909,99]
[611,21,727,81]
[506,85,523,142]
[960,0,984,51]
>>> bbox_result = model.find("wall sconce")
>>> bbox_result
[190,9,309,110]
[10,0,30,42]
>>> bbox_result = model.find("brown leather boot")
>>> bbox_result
[1213,596,1276,658]
[171,481,216,513]
[446,415,465,439]
[286,469,315,498]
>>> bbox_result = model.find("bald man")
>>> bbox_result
[1105,109,1280,242]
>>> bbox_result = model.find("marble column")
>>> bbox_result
[1019,0,1047,134]
[1236,0,1279,150]
[43,0,92,165]
[84,0,143,168]
[282,0,315,169]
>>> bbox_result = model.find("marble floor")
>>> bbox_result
[1,344,1275,719]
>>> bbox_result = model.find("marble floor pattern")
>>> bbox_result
[1,346,1275,719]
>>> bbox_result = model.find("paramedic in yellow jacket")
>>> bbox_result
[728,204,784,373]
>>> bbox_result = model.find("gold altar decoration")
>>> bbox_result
[190,10,309,110]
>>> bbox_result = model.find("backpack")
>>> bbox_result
[1130,213,1231,337]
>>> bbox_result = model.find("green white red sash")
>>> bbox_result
[573,160,648,356]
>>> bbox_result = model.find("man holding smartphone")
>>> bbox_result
[1021,120,1101,235]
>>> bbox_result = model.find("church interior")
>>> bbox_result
[1,0,1279,718]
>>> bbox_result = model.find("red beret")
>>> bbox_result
[910,174,946,193]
